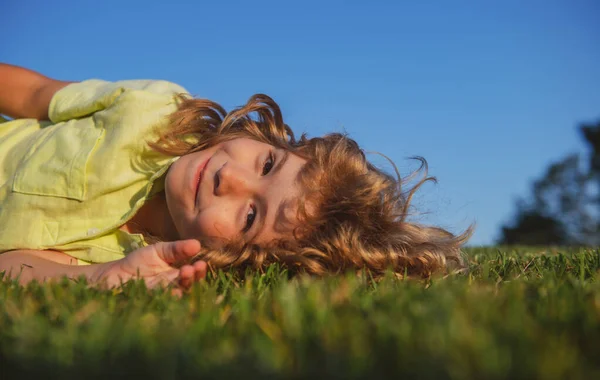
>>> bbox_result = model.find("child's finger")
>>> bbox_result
[145,269,179,289]
[193,261,208,282]
[155,240,201,265]
[170,287,184,298]
[178,265,195,289]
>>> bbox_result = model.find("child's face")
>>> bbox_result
[164,138,307,247]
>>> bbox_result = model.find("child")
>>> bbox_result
[0,64,471,290]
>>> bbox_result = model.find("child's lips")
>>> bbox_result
[194,158,211,208]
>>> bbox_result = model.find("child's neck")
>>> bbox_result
[121,192,178,242]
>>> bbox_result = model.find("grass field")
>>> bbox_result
[1,247,599,379]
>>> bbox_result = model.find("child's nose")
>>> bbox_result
[216,162,257,196]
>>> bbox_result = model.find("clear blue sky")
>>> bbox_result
[2,0,599,245]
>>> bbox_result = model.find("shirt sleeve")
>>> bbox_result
[48,79,189,123]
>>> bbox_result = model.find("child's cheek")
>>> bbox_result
[196,210,234,241]
[194,215,232,250]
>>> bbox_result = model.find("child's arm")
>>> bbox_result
[0,249,101,284]
[0,63,73,120]
[0,240,207,289]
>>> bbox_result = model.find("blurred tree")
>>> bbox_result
[499,121,600,246]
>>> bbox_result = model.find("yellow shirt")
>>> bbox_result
[0,79,187,264]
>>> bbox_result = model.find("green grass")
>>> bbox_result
[1,247,599,379]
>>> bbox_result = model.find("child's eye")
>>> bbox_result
[244,205,256,232]
[262,152,275,175]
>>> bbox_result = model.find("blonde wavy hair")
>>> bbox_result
[150,94,472,279]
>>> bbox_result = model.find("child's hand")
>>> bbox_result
[96,239,207,292]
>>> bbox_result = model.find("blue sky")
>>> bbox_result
[2,0,599,245]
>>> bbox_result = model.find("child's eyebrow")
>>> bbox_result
[254,195,298,242]
[272,149,290,177]
[251,150,295,242]
[272,197,298,234]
